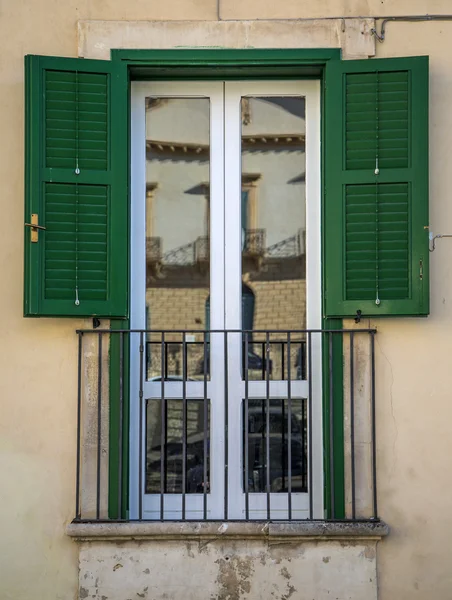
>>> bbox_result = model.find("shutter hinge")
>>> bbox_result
[419,259,423,280]
[25,214,46,243]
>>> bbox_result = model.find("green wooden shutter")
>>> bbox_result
[24,55,128,317]
[324,56,429,318]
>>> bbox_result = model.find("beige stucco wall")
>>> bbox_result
[2,2,452,599]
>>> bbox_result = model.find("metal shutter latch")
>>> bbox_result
[25,214,46,243]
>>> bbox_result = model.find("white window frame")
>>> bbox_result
[129,80,323,520]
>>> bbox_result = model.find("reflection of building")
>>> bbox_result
[145,96,307,338]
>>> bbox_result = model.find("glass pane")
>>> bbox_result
[145,97,210,381]
[243,398,307,493]
[241,97,306,380]
[146,399,210,494]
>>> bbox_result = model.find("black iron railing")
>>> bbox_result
[74,328,378,523]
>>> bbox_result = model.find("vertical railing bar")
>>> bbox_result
[302,341,307,380]
[329,332,335,519]
[165,342,168,380]
[371,332,378,519]
[350,332,356,520]
[266,331,271,520]
[260,386,265,497]
[224,332,229,521]
[182,332,187,520]
[261,341,265,381]
[75,332,83,520]
[203,331,208,521]
[160,332,165,521]
[164,388,168,495]
[244,332,250,521]
[281,397,285,492]
[287,332,292,520]
[118,332,124,519]
[281,341,285,381]
[138,332,144,521]
[308,332,313,520]
[96,333,102,520]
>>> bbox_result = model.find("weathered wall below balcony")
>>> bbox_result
[77,536,379,600]
[2,2,452,600]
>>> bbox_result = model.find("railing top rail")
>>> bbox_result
[76,328,377,334]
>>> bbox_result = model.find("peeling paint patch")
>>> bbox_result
[363,546,376,560]
[80,588,89,599]
[215,556,254,600]
[113,563,123,571]
[280,567,291,580]
[281,583,296,600]
[323,556,331,563]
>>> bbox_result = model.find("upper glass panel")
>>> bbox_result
[145,97,210,381]
[241,96,306,380]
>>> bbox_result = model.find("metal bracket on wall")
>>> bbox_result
[428,232,452,252]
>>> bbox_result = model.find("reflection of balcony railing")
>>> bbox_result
[243,229,266,257]
[266,229,305,258]
[194,236,209,264]
[192,230,267,265]
[162,241,196,266]
[146,236,162,263]
[147,228,306,267]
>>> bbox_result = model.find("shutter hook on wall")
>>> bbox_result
[428,230,452,252]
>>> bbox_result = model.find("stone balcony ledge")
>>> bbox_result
[67,520,389,542]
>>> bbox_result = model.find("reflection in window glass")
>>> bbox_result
[145,98,210,381]
[146,399,210,494]
[243,398,307,493]
[241,97,306,381]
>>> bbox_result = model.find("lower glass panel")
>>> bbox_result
[243,398,307,493]
[146,398,210,494]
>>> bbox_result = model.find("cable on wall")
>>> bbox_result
[371,15,452,42]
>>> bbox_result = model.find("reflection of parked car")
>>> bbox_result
[148,375,196,382]
[295,343,307,380]
[244,400,307,493]
[198,346,273,377]
[146,393,209,494]
[147,432,209,494]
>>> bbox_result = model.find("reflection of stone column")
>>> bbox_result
[146,182,158,238]
[241,97,251,125]
[242,174,261,232]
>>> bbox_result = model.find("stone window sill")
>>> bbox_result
[67,520,389,542]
